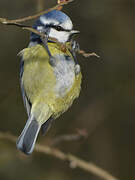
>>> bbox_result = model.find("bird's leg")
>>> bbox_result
[71,40,79,64]
[71,40,81,75]
[41,35,56,66]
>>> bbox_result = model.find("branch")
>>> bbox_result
[78,50,100,58]
[50,129,88,146]
[0,132,119,180]
[0,0,99,59]
[0,0,74,24]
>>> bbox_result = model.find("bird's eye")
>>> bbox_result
[55,26,64,31]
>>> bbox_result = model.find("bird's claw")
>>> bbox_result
[71,40,80,52]
[74,64,81,75]
[41,36,56,67]
[49,56,56,66]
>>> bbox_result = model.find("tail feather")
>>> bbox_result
[16,116,41,155]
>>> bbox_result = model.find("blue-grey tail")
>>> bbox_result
[16,116,41,155]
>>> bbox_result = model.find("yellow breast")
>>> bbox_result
[21,43,82,118]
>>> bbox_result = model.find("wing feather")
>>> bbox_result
[20,59,31,116]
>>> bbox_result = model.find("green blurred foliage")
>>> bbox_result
[0,0,135,179]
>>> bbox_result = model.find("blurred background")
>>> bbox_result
[0,0,135,179]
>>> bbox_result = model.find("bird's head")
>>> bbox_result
[30,10,79,43]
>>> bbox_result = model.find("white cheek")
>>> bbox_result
[49,29,70,43]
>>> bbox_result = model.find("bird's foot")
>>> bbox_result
[74,64,81,75]
[49,56,56,66]
[71,40,80,52]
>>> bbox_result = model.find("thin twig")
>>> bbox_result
[0,132,119,180]
[0,0,74,24]
[50,129,88,146]
[0,20,99,58]
[78,50,100,58]
[0,0,99,59]
[57,0,69,10]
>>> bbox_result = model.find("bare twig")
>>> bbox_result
[0,0,99,59]
[58,0,68,3]
[0,0,73,24]
[0,132,119,180]
[78,50,100,58]
[0,20,99,58]
[50,129,88,146]
[57,0,69,10]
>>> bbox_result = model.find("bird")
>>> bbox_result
[16,9,82,155]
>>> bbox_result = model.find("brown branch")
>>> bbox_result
[50,129,88,146]
[0,20,99,58]
[78,50,100,58]
[0,0,99,59]
[0,132,119,180]
[0,0,72,45]
[0,0,74,24]
[57,0,69,10]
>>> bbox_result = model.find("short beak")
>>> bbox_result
[71,30,80,34]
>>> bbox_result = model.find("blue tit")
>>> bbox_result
[16,10,82,155]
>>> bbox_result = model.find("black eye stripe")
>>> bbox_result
[54,25,64,31]
[46,24,71,32]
